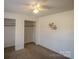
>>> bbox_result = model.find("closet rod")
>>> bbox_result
[4,25,15,26]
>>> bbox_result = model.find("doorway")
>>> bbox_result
[4,18,15,49]
[24,21,36,46]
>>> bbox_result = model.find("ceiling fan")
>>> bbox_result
[22,0,53,14]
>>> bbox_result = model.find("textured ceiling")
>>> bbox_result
[5,0,74,18]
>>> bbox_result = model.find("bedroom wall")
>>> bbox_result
[36,10,74,59]
[4,12,36,50]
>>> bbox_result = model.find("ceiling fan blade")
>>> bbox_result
[42,5,53,9]
[21,5,34,10]
[36,0,48,2]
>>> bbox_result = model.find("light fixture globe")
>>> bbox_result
[33,9,39,14]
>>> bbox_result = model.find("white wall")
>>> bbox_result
[5,12,36,50]
[5,10,74,59]
[36,10,74,59]
[4,26,15,47]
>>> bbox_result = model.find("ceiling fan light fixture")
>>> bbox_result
[33,9,39,14]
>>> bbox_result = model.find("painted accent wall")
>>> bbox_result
[36,10,74,59]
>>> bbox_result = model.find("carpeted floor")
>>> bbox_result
[4,44,69,59]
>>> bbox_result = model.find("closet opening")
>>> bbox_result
[24,20,36,47]
[4,18,16,50]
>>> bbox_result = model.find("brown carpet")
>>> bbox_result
[4,44,69,59]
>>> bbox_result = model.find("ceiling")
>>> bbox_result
[4,0,74,18]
